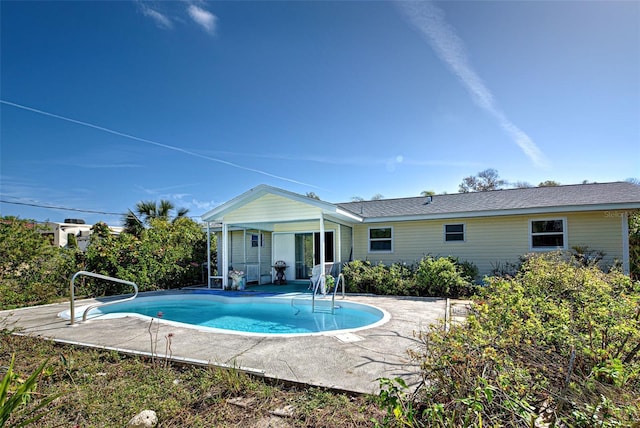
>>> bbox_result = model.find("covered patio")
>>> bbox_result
[201,185,361,290]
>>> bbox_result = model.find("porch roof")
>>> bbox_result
[201,184,362,229]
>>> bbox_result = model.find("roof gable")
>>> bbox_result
[201,184,361,223]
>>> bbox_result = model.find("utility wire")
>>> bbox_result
[0,199,125,216]
[0,199,204,221]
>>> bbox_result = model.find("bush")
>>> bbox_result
[342,256,477,298]
[0,217,79,309]
[415,256,477,298]
[407,252,640,427]
[630,210,640,280]
[342,260,414,295]
[84,218,207,294]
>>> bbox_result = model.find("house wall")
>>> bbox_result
[224,194,322,223]
[339,223,353,264]
[226,230,273,282]
[273,220,352,264]
[351,211,624,279]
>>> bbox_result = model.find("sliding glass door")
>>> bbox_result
[294,231,334,279]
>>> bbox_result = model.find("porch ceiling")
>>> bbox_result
[207,213,353,232]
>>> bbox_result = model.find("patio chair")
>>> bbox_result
[309,262,336,294]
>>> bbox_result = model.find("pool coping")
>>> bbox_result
[0,290,448,395]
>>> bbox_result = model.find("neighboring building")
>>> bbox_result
[201,182,640,288]
[40,219,122,251]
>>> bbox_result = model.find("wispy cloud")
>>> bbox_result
[397,1,548,168]
[137,1,217,36]
[187,4,217,35]
[81,163,143,169]
[139,2,173,30]
[204,150,479,169]
[135,185,217,213]
[0,100,320,189]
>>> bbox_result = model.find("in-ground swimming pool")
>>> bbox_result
[61,293,389,336]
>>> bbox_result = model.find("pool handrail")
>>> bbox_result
[311,272,345,314]
[69,271,139,325]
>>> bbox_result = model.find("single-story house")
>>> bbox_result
[201,182,640,288]
[40,219,123,251]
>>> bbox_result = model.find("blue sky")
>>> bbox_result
[1,0,638,225]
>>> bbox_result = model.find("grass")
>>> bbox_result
[1,332,384,427]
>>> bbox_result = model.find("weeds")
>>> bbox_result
[0,354,61,427]
[147,312,175,369]
[0,333,379,426]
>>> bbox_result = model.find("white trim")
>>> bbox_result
[529,217,568,251]
[444,223,465,243]
[368,226,393,254]
[361,204,640,223]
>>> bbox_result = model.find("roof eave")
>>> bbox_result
[361,202,640,223]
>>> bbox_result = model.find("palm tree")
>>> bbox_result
[122,200,189,236]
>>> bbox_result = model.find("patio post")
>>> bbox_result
[206,222,211,288]
[222,222,229,289]
[320,212,325,276]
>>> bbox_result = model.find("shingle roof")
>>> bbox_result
[336,182,640,220]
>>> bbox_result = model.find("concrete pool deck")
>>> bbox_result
[0,291,451,394]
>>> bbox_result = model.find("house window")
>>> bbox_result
[251,233,264,247]
[530,218,566,250]
[369,227,392,252]
[444,224,465,242]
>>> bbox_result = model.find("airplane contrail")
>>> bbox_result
[397,1,549,168]
[0,99,322,188]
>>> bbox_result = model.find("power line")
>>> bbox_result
[0,199,204,221]
[0,199,125,216]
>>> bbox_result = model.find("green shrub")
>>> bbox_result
[0,217,80,309]
[629,210,640,280]
[407,252,640,427]
[415,256,476,298]
[84,218,206,295]
[342,257,477,298]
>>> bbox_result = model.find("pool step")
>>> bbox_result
[312,298,339,314]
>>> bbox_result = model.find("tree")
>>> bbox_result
[351,196,364,202]
[0,217,79,308]
[511,181,533,189]
[538,180,561,187]
[86,217,207,293]
[371,194,384,200]
[458,169,506,193]
[305,192,320,200]
[123,200,188,236]
[420,190,436,197]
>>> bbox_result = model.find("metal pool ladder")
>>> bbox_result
[69,271,139,325]
[312,273,345,314]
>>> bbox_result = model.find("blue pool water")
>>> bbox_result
[77,293,387,335]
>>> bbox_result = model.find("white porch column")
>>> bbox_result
[257,229,262,283]
[222,222,229,289]
[206,222,211,288]
[622,211,630,275]
[319,212,325,268]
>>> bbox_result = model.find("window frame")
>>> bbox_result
[368,226,393,253]
[444,223,465,243]
[529,217,567,251]
[251,233,264,248]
